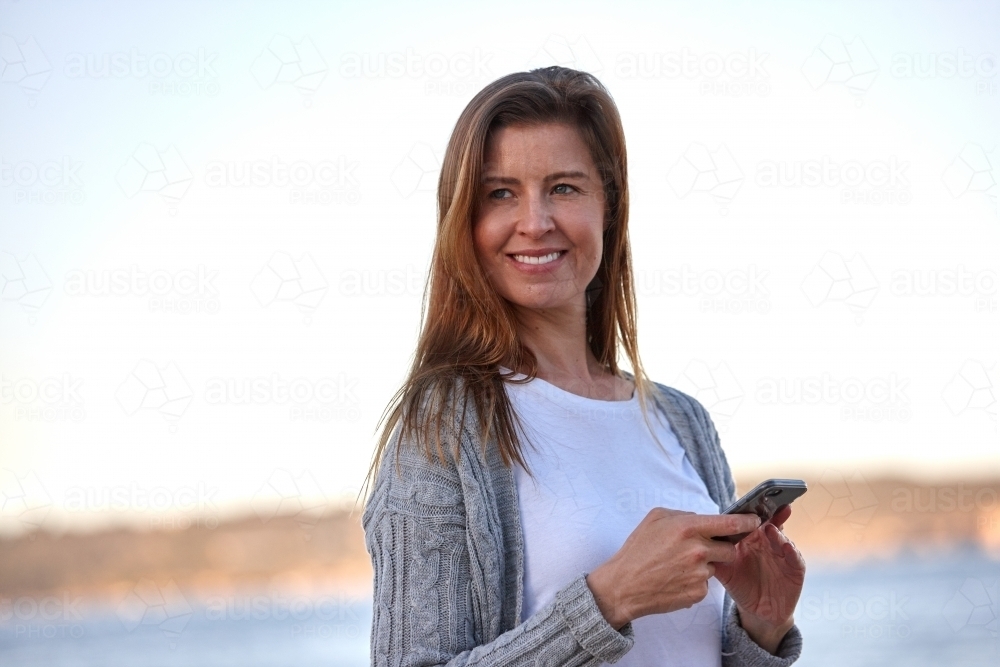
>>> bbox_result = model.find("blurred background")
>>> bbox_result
[1,0,997,665]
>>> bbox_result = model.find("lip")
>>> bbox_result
[505,249,568,272]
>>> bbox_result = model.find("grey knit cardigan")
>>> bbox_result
[361,379,804,666]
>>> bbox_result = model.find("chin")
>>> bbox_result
[505,290,575,312]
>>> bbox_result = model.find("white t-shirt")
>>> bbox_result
[504,371,724,667]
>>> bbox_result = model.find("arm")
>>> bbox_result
[363,436,636,667]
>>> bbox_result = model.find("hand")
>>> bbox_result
[712,505,806,654]
[586,508,761,630]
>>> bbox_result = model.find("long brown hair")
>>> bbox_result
[361,66,657,500]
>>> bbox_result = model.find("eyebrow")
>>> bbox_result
[482,170,590,185]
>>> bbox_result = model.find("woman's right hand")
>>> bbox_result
[585,508,761,630]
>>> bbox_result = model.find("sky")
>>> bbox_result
[1,0,998,536]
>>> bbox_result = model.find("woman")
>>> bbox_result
[361,66,805,666]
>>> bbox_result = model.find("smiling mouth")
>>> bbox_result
[510,251,566,266]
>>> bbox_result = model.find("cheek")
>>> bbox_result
[473,212,507,259]
[573,213,605,264]
[471,218,489,257]
[472,218,501,273]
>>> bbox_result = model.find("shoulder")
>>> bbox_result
[361,375,479,528]
[647,378,736,506]
[648,380,719,436]
[623,370,719,438]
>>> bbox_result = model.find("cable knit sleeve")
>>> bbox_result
[723,607,803,667]
[362,425,636,667]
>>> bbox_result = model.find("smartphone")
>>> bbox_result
[712,478,808,544]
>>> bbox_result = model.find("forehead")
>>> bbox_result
[482,123,594,174]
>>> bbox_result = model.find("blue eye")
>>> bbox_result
[489,188,511,199]
[553,183,576,194]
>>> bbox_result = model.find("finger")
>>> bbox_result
[783,539,806,570]
[694,513,761,538]
[768,504,792,529]
[736,523,781,555]
[656,507,695,516]
[651,507,694,523]
[764,523,788,553]
[702,537,738,563]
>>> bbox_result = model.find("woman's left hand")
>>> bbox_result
[711,505,806,654]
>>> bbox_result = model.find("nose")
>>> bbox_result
[516,191,555,239]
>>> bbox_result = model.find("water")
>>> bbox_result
[2,551,997,666]
[794,549,999,667]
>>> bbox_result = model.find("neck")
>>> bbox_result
[511,298,606,387]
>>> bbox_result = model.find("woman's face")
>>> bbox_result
[473,122,607,315]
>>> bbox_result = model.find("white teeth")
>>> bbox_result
[512,251,562,265]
